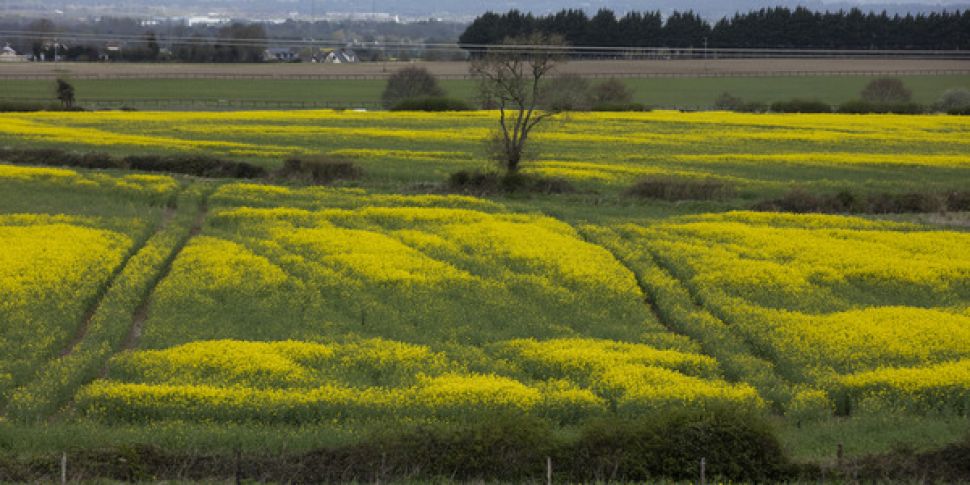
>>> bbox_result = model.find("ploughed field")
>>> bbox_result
[0,110,968,469]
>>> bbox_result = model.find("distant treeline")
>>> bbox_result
[459,7,970,50]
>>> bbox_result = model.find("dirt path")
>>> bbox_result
[116,199,208,356]
[58,206,177,359]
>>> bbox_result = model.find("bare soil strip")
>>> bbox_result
[117,199,207,355]
[58,206,177,359]
[2,59,968,79]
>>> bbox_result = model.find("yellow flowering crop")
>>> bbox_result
[2,110,966,192]
[139,190,662,347]
[0,218,133,396]
[599,211,970,414]
[79,336,761,424]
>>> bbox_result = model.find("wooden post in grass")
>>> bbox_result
[700,457,706,485]
[60,452,67,485]
[546,456,552,485]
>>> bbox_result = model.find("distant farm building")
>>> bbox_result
[0,44,25,62]
[264,48,299,62]
[322,49,358,64]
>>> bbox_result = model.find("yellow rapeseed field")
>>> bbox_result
[595,211,970,414]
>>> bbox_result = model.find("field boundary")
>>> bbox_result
[2,68,969,81]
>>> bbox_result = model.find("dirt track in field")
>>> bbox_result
[1,58,968,79]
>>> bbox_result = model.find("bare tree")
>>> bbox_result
[471,34,566,174]
[860,78,912,104]
[55,78,75,109]
[381,66,445,108]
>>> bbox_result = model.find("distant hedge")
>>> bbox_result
[0,148,267,179]
[390,96,472,111]
[0,410,794,483]
[838,100,925,114]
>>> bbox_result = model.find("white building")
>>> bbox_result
[0,44,26,62]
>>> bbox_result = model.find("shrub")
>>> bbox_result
[0,148,116,169]
[868,192,946,213]
[381,66,445,108]
[948,191,970,211]
[0,101,83,112]
[591,102,650,112]
[590,78,634,105]
[541,73,592,111]
[0,148,267,179]
[713,92,768,113]
[625,177,734,201]
[936,88,970,113]
[274,156,362,184]
[949,106,970,115]
[861,78,913,104]
[448,170,574,195]
[123,155,266,179]
[770,99,831,113]
[838,100,925,114]
[366,413,554,481]
[752,188,842,213]
[564,411,790,483]
[389,96,472,111]
[753,188,965,214]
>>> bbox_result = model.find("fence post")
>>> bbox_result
[60,452,67,485]
[700,457,706,485]
[546,456,552,485]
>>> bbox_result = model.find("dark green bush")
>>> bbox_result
[936,88,970,113]
[389,96,472,111]
[449,170,574,195]
[625,176,734,201]
[868,192,946,213]
[0,100,85,112]
[562,411,790,483]
[754,188,967,214]
[541,73,593,111]
[0,148,116,169]
[381,66,445,108]
[275,156,362,184]
[713,92,768,113]
[948,105,970,115]
[591,101,650,112]
[123,155,266,179]
[860,77,913,104]
[591,78,634,106]
[770,99,832,113]
[0,148,267,179]
[837,100,925,114]
[367,413,554,481]
[0,410,797,482]
[948,191,970,211]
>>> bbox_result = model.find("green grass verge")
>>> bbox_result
[1,74,966,108]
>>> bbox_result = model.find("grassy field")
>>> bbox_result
[1,74,968,108]
[0,109,968,481]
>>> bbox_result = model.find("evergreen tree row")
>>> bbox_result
[459,7,970,50]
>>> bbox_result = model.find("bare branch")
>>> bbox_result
[470,33,566,173]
